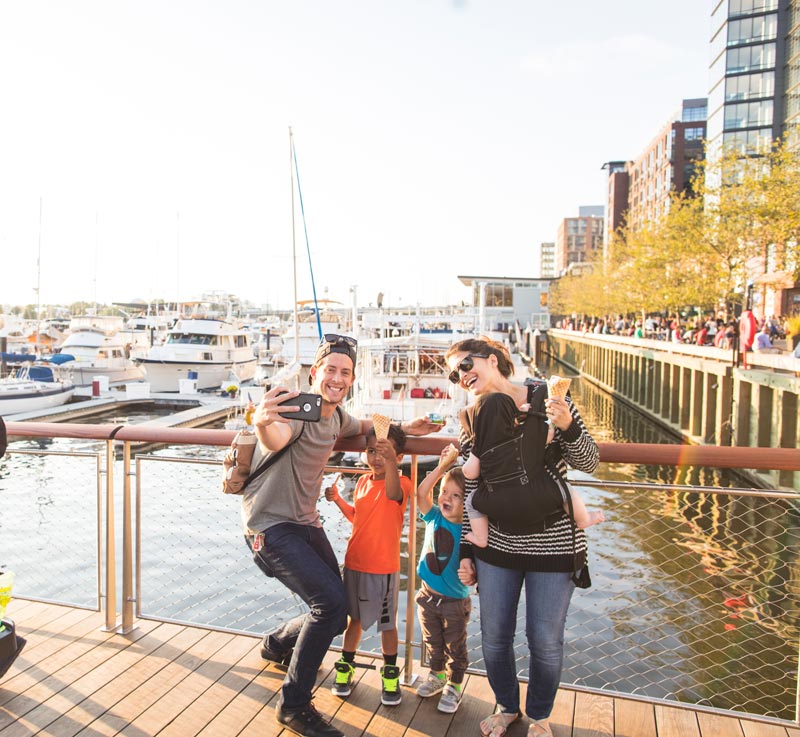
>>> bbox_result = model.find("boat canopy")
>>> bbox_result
[0,352,36,363]
[41,353,76,364]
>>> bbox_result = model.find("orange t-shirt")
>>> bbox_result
[343,474,411,574]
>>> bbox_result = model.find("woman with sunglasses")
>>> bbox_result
[445,337,599,737]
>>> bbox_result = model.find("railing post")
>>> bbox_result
[120,440,135,633]
[102,439,117,631]
[403,452,419,685]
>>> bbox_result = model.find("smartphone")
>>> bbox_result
[277,391,322,422]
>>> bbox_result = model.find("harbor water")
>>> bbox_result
[0,366,798,720]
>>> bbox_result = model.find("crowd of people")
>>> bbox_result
[239,333,603,737]
[558,312,796,355]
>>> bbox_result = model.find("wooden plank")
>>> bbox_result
[741,719,797,737]
[26,622,187,737]
[696,710,745,737]
[404,670,466,737]
[321,653,387,737]
[549,689,577,737]
[655,703,701,737]
[123,632,252,737]
[78,629,234,737]
[572,690,614,737]
[0,609,104,708]
[613,697,656,737]
[195,657,287,737]
[0,619,161,737]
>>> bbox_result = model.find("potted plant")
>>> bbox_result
[785,314,800,350]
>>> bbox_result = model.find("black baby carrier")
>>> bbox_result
[463,382,566,534]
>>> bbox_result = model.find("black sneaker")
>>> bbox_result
[275,701,344,737]
[380,664,402,706]
[260,636,293,667]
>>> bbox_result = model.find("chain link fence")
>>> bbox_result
[132,452,799,721]
[0,448,101,609]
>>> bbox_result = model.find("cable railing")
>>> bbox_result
[2,421,799,724]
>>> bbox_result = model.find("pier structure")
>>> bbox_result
[540,329,800,490]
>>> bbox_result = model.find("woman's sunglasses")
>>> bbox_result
[448,354,488,384]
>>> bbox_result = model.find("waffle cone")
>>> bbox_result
[442,443,459,466]
[372,413,392,440]
[547,375,572,399]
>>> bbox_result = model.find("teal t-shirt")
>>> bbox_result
[417,506,470,600]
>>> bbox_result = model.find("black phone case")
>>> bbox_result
[277,392,322,422]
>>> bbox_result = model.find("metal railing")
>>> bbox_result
[2,420,799,724]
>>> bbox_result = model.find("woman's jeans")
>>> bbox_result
[475,558,575,720]
[248,522,347,710]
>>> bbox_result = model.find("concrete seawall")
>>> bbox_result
[540,329,800,491]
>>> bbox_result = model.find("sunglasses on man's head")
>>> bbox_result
[323,333,358,348]
[448,354,488,384]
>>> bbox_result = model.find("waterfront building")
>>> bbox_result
[457,275,551,330]
[707,0,800,316]
[539,241,556,279]
[601,99,707,244]
[554,207,604,276]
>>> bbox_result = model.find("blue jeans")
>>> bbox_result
[475,558,575,720]
[249,522,347,710]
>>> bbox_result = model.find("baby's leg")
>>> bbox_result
[465,514,489,547]
[566,490,605,529]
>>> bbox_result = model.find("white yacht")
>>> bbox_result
[133,317,257,392]
[274,301,348,366]
[52,315,146,386]
[0,364,75,415]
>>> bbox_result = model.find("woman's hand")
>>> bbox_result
[458,558,476,586]
[544,396,573,432]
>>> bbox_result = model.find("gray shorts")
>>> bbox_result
[343,568,399,632]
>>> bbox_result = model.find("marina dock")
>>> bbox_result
[2,599,795,737]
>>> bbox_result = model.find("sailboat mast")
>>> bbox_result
[35,197,42,349]
[290,126,299,364]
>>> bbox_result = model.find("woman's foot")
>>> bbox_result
[528,720,552,737]
[479,710,521,737]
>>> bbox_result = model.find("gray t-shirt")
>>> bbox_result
[241,407,361,535]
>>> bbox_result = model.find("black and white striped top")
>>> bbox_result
[459,394,600,573]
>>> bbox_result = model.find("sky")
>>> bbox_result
[0,0,711,314]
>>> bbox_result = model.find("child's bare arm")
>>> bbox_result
[324,474,355,522]
[416,444,457,515]
[377,438,403,502]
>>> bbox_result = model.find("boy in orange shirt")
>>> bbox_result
[324,424,411,706]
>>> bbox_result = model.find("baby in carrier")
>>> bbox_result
[462,387,604,548]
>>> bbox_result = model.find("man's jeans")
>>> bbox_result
[475,558,575,720]
[248,522,347,710]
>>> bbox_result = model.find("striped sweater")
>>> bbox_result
[459,394,600,572]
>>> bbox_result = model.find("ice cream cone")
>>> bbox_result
[372,413,392,440]
[547,375,572,399]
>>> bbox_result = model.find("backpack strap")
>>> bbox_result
[244,405,344,490]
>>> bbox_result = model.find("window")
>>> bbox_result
[724,71,774,101]
[682,104,708,122]
[729,0,778,17]
[726,43,776,73]
[723,128,773,154]
[724,99,773,129]
[727,14,777,46]
[685,126,705,141]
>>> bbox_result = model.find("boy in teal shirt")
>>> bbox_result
[415,446,471,714]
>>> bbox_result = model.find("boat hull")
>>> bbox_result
[0,383,75,415]
[135,359,257,392]
[66,365,147,386]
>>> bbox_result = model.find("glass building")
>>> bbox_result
[708,0,799,153]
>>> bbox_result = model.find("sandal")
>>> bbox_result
[528,720,553,737]
[480,710,521,737]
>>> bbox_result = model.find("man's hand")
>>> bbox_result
[404,416,445,436]
[254,386,299,428]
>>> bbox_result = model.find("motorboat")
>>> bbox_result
[133,317,258,392]
[46,315,146,386]
[274,301,348,366]
[0,364,75,415]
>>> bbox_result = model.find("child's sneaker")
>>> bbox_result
[380,664,402,706]
[415,672,446,698]
[437,683,462,713]
[331,658,355,697]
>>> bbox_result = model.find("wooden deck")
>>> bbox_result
[1,601,797,737]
